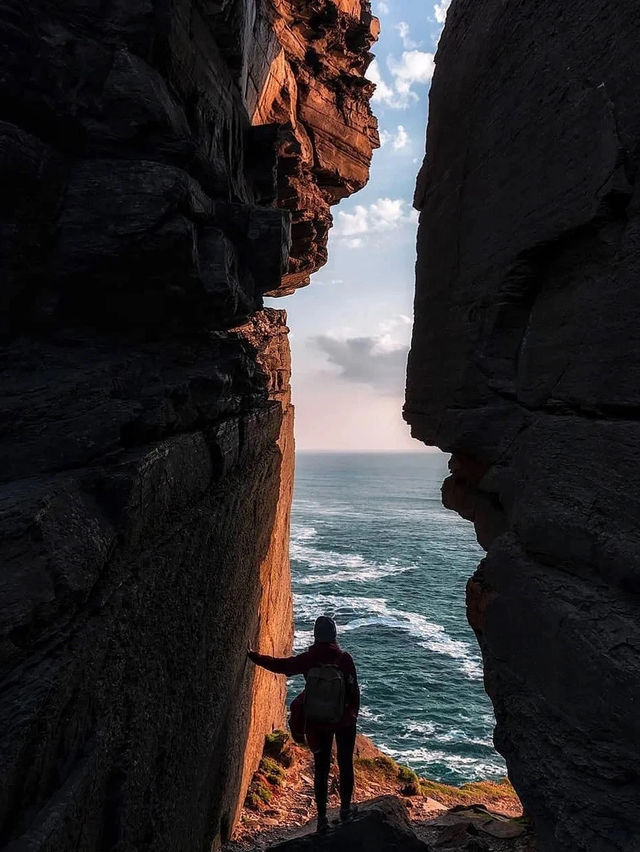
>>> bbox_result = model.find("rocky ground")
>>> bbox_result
[224,732,533,851]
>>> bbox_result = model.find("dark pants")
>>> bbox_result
[312,724,357,818]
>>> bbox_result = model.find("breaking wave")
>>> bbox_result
[293,592,483,681]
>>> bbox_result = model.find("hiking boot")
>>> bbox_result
[316,815,329,833]
[340,804,357,823]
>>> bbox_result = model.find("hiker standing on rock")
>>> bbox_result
[247,615,360,833]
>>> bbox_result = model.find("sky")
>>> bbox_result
[266,0,452,452]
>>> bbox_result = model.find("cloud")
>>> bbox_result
[388,50,435,96]
[314,335,409,395]
[367,51,435,109]
[379,124,409,150]
[395,21,417,49]
[367,60,395,105]
[312,315,412,395]
[376,0,389,13]
[369,197,408,228]
[336,205,369,237]
[434,0,452,24]
[332,197,417,247]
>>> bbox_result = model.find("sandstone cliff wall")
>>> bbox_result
[0,1,376,849]
[405,3,640,851]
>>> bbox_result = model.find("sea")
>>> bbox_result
[287,451,507,786]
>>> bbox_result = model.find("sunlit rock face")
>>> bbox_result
[253,0,380,293]
[405,2,640,850]
[0,1,376,849]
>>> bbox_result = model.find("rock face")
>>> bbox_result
[268,797,430,852]
[254,0,380,293]
[0,1,376,850]
[405,3,640,851]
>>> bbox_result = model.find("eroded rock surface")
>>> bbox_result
[405,2,640,851]
[0,0,376,849]
[254,0,380,293]
[268,797,430,852]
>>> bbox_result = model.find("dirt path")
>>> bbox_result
[224,733,527,851]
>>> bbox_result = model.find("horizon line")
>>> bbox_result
[294,448,443,454]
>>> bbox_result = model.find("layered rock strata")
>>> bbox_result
[0,1,376,850]
[405,3,640,851]
[253,0,380,293]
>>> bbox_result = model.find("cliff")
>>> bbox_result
[227,734,528,851]
[0,0,377,850]
[405,2,640,851]
[253,0,379,293]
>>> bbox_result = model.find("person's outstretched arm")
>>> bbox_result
[247,648,311,677]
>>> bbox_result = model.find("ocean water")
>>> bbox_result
[288,452,507,785]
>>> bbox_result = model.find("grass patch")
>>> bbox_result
[418,777,520,811]
[460,778,520,805]
[397,764,419,785]
[245,793,260,811]
[355,747,520,815]
[264,730,293,766]
[354,754,397,779]
[254,783,272,804]
[260,757,286,780]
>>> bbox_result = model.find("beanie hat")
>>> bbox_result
[314,616,337,643]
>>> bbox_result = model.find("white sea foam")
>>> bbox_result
[293,628,314,651]
[297,563,414,585]
[402,720,437,737]
[293,593,483,681]
[381,744,506,780]
[290,539,415,585]
[377,742,506,781]
[401,721,493,749]
[359,705,384,723]
[290,524,318,543]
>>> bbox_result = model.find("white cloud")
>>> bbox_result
[376,0,389,13]
[369,197,406,228]
[379,124,409,150]
[434,0,452,24]
[388,50,435,95]
[332,198,417,247]
[393,125,409,150]
[367,51,435,109]
[314,334,408,395]
[335,205,369,237]
[367,60,395,106]
[395,21,417,49]
[376,314,412,352]
[313,315,412,395]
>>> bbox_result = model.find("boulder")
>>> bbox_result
[268,797,431,852]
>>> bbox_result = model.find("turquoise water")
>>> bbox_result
[288,452,506,785]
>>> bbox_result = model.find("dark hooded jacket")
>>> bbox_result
[248,642,360,736]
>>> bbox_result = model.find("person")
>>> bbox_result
[247,616,360,832]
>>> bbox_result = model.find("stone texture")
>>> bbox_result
[0,1,376,850]
[267,797,430,852]
[0,314,294,852]
[405,2,640,851]
[252,0,380,293]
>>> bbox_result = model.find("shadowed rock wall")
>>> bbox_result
[405,2,640,851]
[0,1,376,849]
